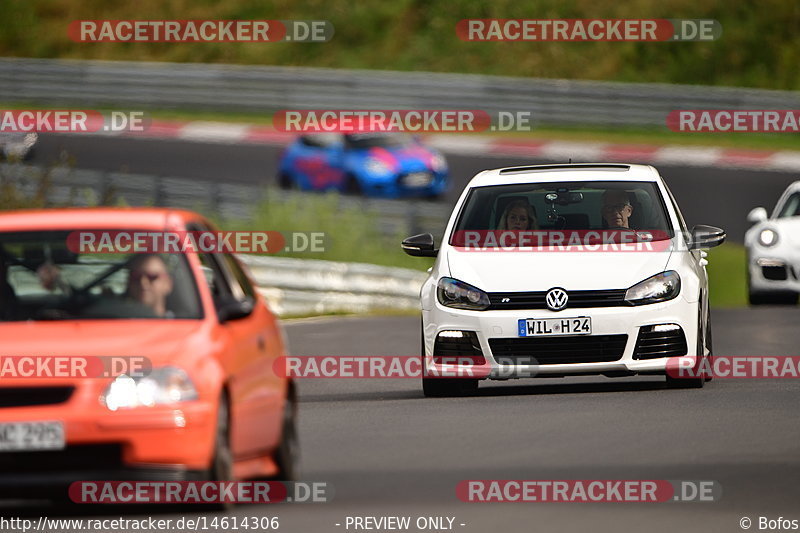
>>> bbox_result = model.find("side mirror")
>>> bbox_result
[401,233,438,257]
[217,297,254,323]
[747,207,768,224]
[689,225,726,250]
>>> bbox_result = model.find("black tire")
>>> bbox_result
[343,174,362,196]
[750,290,798,306]
[202,393,235,511]
[423,376,479,397]
[273,388,299,481]
[278,172,294,190]
[704,308,714,382]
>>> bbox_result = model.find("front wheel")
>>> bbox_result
[343,174,362,196]
[273,389,299,481]
[201,393,235,510]
[278,172,295,190]
[422,376,479,397]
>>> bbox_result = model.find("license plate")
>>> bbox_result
[518,317,592,337]
[0,421,65,452]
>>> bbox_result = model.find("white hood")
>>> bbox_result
[445,244,673,292]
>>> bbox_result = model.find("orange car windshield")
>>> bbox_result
[0,231,202,321]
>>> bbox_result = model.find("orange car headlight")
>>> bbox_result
[101,366,198,411]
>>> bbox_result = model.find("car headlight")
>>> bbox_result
[437,277,490,310]
[364,157,392,175]
[625,271,681,306]
[758,228,779,247]
[101,366,198,411]
[430,153,447,173]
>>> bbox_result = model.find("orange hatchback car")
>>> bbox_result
[0,208,296,500]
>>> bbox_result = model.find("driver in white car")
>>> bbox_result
[601,189,635,229]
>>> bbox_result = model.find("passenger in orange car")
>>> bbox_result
[126,254,174,317]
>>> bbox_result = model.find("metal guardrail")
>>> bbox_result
[239,255,426,317]
[2,57,800,128]
[0,162,452,241]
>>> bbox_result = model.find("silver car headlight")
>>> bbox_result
[437,277,490,310]
[758,228,779,247]
[101,366,198,411]
[625,271,681,306]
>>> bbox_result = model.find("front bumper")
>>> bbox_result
[423,295,698,379]
[748,247,800,294]
[361,171,447,198]
[0,397,216,492]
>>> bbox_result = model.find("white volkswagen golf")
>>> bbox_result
[402,163,725,397]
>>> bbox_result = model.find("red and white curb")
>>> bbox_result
[80,119,800,172]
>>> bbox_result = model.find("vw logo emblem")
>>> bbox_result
[545,288,568,311]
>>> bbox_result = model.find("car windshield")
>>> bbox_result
[450,180,674,246]
[777,192,800,218]
[344,133,413,150]
[0,231,202,321]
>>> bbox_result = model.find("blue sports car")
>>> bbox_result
[277,133,448,198]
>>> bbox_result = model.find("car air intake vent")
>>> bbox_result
[488,334,628,365]
[633,325,688,360]
[433,331,485,365]
[488,289,628,310]
[0,386,74,408]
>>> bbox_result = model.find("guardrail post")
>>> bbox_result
[209,181,220,214]
[154,176,165,207]
[407,202,420,236]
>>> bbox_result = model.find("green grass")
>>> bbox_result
[706,242,747,307]
[3,1,800,90]
[221,190,435,271]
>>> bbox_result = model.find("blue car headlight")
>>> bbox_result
[430,153,447,173]
[437,277,491,310]
[364,157,393,175]
[625,271,681,306]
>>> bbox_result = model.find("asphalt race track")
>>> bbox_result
[11,133,798,531]
[9,309,799,532]
[32,134,800,242]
